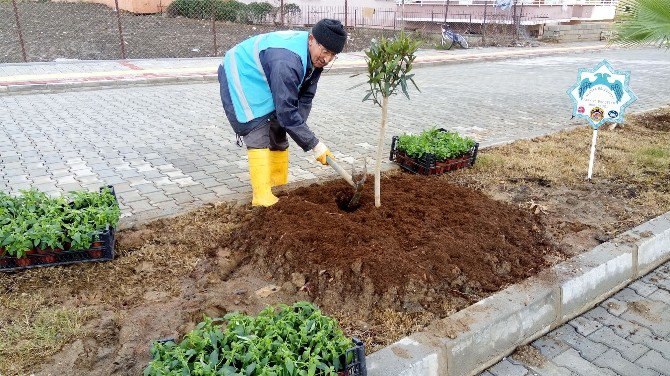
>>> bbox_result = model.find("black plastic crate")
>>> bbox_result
[390,132,479,176]
[341,337,367,376]
[0,185,118,272]
[148,337,366,376]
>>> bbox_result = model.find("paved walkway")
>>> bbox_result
[1,42,609,93]
[484,261,670,376]
[1,44,669,228]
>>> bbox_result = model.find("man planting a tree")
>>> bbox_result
[217,19,347,206]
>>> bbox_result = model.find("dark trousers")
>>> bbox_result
[218,64,287,150]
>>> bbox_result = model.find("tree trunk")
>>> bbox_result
[374,96,389,208]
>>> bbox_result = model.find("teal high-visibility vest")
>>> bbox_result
[223,31,309,123]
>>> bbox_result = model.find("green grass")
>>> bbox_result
[635,146,670,169]
[0,294,94,375]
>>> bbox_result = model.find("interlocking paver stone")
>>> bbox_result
[649,289,670,306]
[168,192,197,205]
[620,300,670,338]
[602,298,628,316]
[588,326,649,362]
[128,199,156,213]
[629,281,658,297]
[613,287,646,303]
[548,325,609,362]
[551,349,616,376]
[593,349,658,376]
[489,359,529,376]
[635,350,670,375]
[628,328,670,361]
[569,316,604,337]
[532,337,571,359]
[582,307,643,338]
[118,190,144,204]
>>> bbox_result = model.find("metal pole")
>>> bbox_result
[11,0,27,62]
[211,1,218,56]
[393,8,396,30]
[482,0,488,45]
[113,0,126,59]
[344,0,348,28]
[587,129,598,179]
[280,0,284,26]
[446,0,450,22]
[512,0,519,42]
[520,0,525,38]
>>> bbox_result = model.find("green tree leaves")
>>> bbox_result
[359,32,420,107]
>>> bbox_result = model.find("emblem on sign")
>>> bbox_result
[567,60,637,130]
[566,60,637,179]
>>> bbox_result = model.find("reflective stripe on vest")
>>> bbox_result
[223,31,309,123]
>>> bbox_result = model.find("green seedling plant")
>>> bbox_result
[353,32,420,207]
[64,215,96,251]
[397,127,475,161]
[4,221,34,258]
[145,301,354,376]
[70,188,120,230]
[0,187,119,262]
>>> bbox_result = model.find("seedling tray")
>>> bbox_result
[149,337,367,376]
[0,186,118,272]
[341,337,367,376]
[390,135,479,176]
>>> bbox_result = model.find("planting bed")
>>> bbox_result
[230,173,558,322]
[1,109,669,376]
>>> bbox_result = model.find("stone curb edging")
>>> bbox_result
[0,45,610,95]
[366,210,670,376]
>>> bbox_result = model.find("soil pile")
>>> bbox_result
[229,173,559,318]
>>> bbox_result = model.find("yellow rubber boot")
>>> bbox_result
[270,149,289,187]
[247,149,279,207]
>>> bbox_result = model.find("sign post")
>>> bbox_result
[567,60,637,180]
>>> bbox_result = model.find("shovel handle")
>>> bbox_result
[326,156,355,188]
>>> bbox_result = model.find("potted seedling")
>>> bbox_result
[353,32,420,207]
[392,127,478,175]
[0,186,119,271]
[145,301,365,375]
[5,226,35,267]
[66,221,96,252]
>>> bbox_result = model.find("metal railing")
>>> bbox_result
[1,0,607,63]
[397,0,618,5]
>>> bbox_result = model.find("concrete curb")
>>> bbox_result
[366,211,670,376]
[0,44,611,95]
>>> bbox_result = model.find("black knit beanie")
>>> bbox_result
[312,19,347,54]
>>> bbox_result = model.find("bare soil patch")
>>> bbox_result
[234,174,557,319]
[1,108,670,375]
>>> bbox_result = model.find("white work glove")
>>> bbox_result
[312,141,334,165]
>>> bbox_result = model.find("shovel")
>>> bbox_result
[326,155,367,208]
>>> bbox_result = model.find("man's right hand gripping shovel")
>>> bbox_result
[313,142,367,209]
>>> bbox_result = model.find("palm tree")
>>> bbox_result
[612,0,670,48]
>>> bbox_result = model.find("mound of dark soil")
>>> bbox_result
[637,110,670,132]
[229,172,559,317]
